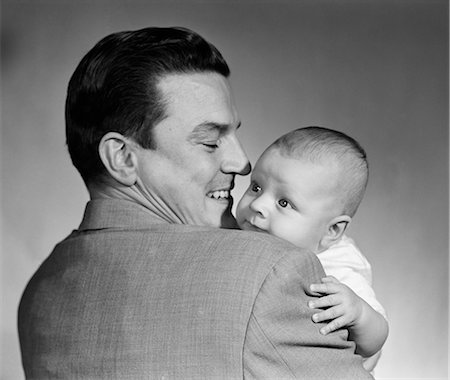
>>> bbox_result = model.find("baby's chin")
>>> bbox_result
[236,220,246,230]
[234,214,244,230]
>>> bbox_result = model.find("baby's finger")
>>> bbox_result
[309,282,339,294]
[308,294,341,309]
[319,315,348,335]
[321,276,339,284]
[311,305,344,324]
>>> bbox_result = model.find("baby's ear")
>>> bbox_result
[319,215,352,251]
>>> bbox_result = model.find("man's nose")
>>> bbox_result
[221,135,251,175]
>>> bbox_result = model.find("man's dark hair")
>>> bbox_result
[65,27,230,184]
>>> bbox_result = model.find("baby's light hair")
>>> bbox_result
[268,126,369,217]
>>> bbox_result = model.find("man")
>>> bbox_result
[18,27,372,379]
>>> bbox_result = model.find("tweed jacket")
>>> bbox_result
[19,199,372,379]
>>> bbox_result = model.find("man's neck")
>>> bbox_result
[87,181,183,225]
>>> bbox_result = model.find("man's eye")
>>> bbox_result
[203,143,219,149]
[278,199,291,208]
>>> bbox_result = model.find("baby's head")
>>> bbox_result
[236,126,368,253]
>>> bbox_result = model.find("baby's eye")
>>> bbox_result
[278,199,292,208]
[251,182,261,193]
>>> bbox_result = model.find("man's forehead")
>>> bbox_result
[156,72,239,129]
[157,72,230,98]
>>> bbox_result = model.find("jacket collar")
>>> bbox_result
[79,199,168,231]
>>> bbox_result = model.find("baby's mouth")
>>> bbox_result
[244,220,266,233]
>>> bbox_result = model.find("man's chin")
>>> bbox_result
[213,197,236,229]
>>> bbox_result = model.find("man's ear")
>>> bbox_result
[319,215,352,251]
[98,132,138,186]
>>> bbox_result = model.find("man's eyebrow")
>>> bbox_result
[190,121,242,138]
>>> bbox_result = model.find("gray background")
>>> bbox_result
[1,0,448,378]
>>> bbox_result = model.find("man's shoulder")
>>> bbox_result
[61,223,322,280]
[178,226,306,254]
[115,223,317,273]
[179,226,321,270]
[205,227,295,246]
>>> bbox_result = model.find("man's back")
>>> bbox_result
[19,199,371,379]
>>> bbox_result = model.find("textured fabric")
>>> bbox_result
[19,199,372,379]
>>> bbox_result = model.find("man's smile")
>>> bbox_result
[207,190,230,200]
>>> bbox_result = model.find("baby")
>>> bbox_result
[236,126,388,371]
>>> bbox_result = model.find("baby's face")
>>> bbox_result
[236,148,342,253]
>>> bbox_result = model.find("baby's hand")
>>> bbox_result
[308,276,364,335]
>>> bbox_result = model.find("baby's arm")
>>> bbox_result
[308,276,389,358]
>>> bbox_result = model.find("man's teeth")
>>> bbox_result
[208,190,229,199]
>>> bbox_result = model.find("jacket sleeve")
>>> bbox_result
[243,250,373,380]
